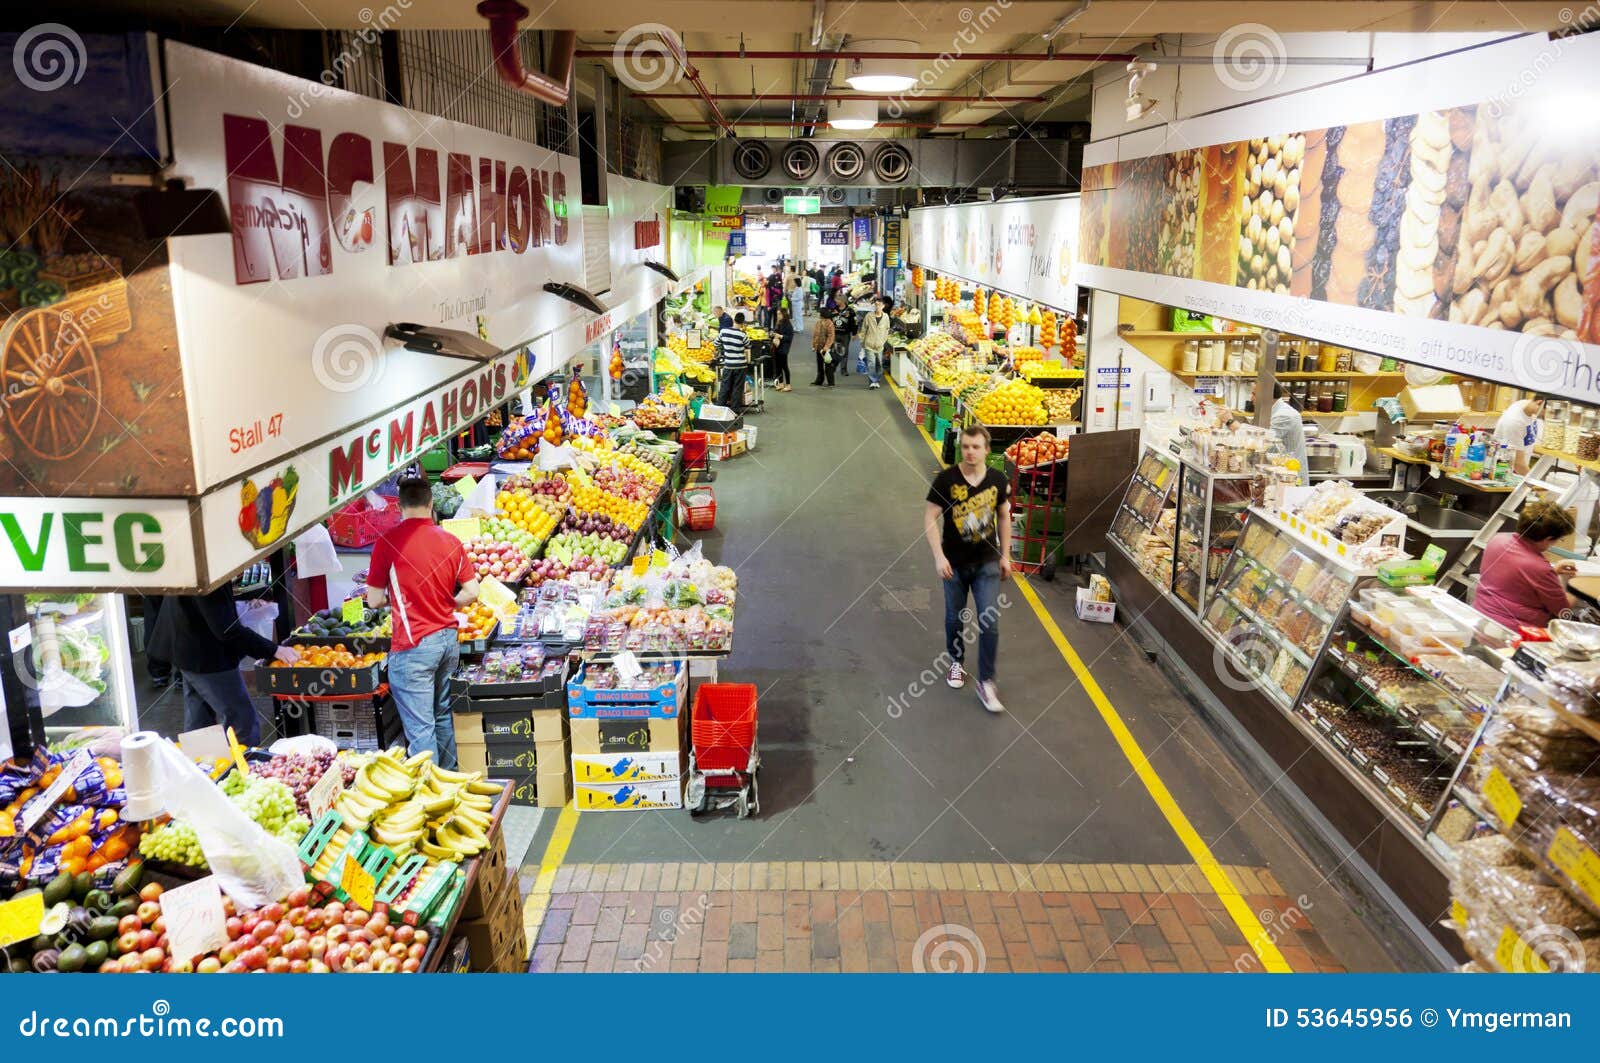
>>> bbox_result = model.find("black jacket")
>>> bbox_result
[774,319,794,355]
[147,586,277,674]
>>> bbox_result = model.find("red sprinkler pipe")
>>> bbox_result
[652,28,737,138]
[477,0,576,106]
[576,49,1136,62]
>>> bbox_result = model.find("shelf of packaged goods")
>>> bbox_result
[1276,372,1408,380]
[1321,645,1481,764]
[1228,407,1367,419]
[1249,507,1378,576]
[1500,661,1600,746]
[1118,329,1234,340]
[1293,700,1452,844]
[1230,553,1340,628]
[1533,444,1600,475]
[1449,774,1600,922]
[1211,639,1295,712]
[1219,593,1315,669]
[1341,619,1503,718]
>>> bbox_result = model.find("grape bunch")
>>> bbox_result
[138,820,205,867]
[251,751,351,817]
[142,772,311,868]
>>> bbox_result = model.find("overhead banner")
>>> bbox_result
[705,186,743,216]
[1074,32,1600,404]
[0,497,198,591]
[909,194,1080,311]
[853,217,873,247]
[163,40,585,494]
[883,218,903,268]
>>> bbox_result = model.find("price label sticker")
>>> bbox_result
[1546,827,1600,907]
[441,518,482,543]
[342,597,366,624]
[631,555,650,577]
[1450,899,1468,928]
[7,623,30,653]
[160,875,229,964]
[652,549,670,570]
[613,650,644,684]
[1481,767,1522,827]
[19,750,91,832]
[341,852,377,911]
[1493,924,1549,973]
[0,890,45,950]
[454,474,478,499]
[306,763,345,821]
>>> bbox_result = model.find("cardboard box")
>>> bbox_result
[480,704,542,743]
[571,750,687,784]
[570,715,686,755]
[1399,384,1465,422]
[458,877,522,965]
[454,711,484,744]
[1075,586,1116,624]
[458,846,512,921]
[489,929,530,973]
[574,776,685,811]
[567,659,687,719]
[535,739,569,773]
[492,771,539,806]
[456,740,488,775]
[537,771,571,808]
[531,709,566,743]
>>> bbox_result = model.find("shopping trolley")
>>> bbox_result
[685,683,759,818]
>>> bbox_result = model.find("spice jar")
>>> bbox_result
[1318,343,1338,374]
[1335,348,1353,373]
[1317,382,1335,413]
[1224,341,1243,374]
[1332,381,1349,412]
[1580,432,1600,462]
[1181,340,1199,373]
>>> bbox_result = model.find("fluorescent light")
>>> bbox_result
[844,42,918,94]
[828,98,878,130]
[846,73,916,92]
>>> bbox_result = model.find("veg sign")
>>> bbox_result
[0,499,197,589]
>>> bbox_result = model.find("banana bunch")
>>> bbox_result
[414,764,501,861]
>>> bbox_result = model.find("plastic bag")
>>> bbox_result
[458,473,498,518]
[292,523,342,579]
[267,734,338,758]
[136,736,303,908]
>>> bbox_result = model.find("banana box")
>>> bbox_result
[574,777,684,811]
[570,715,687,755]
[571,750,686,784]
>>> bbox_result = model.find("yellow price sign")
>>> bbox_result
[441,518,482,543]
[1481,767,1522,827]
[631,555,650,577]
[1493,925,1549,973]
[652,549,670,570]
[1547,827,1600,907]
[476,577,518,621]
[0,890,45,950]
[1450,899,1468,929]
[341,853,377,911]
[341,596,366,624]
[453,474,478,499]
[225,726,249,776]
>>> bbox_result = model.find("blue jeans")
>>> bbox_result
[865,347,884,384]
[387,627,461,769]
[180,668,262,746]
[943,560,1001,683]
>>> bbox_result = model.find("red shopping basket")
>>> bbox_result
[680,430,709,470]
[691,683,757,774]
[328,494,403,548]
[679,486,717,531]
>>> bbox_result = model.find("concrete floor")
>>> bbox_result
[538,343,1411,972]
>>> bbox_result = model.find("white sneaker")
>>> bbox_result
[977,681,1005,714]
[869,381,881,389]
[946,662,966,688]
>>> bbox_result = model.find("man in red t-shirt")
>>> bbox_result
[366,478,480,768]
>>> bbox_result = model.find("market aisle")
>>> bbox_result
[523,333,1400,973]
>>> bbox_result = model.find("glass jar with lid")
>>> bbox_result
[1318,343,1338,374]
[1332,381,1349,412]
[1181,340,1199,373]
[1334,347,1353,373]
[1316,381,1335,412]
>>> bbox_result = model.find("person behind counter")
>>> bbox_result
[1229,383,1308,485]
[1493,395,1546,475]
[1473,499,1580,631]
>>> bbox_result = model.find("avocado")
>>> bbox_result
[83,941,109,968]
[66,907,93,937]
[56,944,86,973]
[86,916,118,941]
[108,898,137,920]
[7,957,29,974]
[41,873,74,907]
[30,948,59,973]
[38,902,71,935]
[112,861,143,897]
[28,934,54,955]
[82,888,111,914]
[72,871,94,899]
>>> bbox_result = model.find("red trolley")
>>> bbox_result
[685,682,760,818]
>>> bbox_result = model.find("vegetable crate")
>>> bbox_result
[257,660,386,695]
[419,445,452,473]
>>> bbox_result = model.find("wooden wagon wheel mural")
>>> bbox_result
[2,305,104,460]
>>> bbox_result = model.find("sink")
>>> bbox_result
[1368,491,1484,534]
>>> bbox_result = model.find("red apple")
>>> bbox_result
[261,902,285,923]
[223,960,248,974]
[289,959,309,974]
[326,924,347,945]
[387,942,408,960]
[139,882,164,903]
[140,948,166,971]
[136,901,161,924]
[304,911,325,931]
[225,917,244,939]
[286,907,306,927]
[251,922,276,945]
[348,942,371,964]
[378,957,400,973]
[222,897,237,917]
[115,931,141,954]
[218,943,240,965]
[151,917,167,935]
[408,943,426,962]
[266,956,290,974]
[117,914,142,936]
[351,961,372,973]
[197,957,222,974]
[286,886,312,908]
[413,929,430,946]
[282,940,310,962]
[393,925,415,945]
[98,960,119,974]
[401,958,421,973]
[118,954,144,973]
[308,936,327,959]
[308,959,331,974]
[240,946,269,970]
[168,958,194,974]
[324,901,345,921]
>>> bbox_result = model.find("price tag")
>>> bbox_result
[652,549,670,569]
[8,623,30,652]
[442,518,482,543]
[342,597,366,624]
[341,852,377,911]
[178,724,232,765]
[1370,766,1392,787]
[613,650,644,684]
[1546,827,1600,907]
[306,763,345,821]
[0,890,45,950]
[1481,767,1522,827]
[477,576,517,620]
[1450,899,1468,928]
[1493,925,1549,973]
[454,474,478,499]
[225,727,250,776]
[631,555,650,577]
[160,875,229,964]
[19,750,91,832]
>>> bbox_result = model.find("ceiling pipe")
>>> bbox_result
[652,27,738,137]
[636,92,1045,102]
[577,49,1136,61]
[661,119,998,128]
[477,1,576,105]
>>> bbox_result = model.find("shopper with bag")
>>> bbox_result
[148,587,301,746]
[771,306,795,392]
[811,308,838,387]
[366,478,481,768]
[859,296,893,390]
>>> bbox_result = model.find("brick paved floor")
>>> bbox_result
[523,861,1349,973]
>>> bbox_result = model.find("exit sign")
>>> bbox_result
[783,195,821,215]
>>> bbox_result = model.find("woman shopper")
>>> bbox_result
[811,308,838,387]
[1473,500,1581,631]
[787,276,806,335]
[772,306,795,391]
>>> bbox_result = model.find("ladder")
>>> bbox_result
[1437,452,1566,596]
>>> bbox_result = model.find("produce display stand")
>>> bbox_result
[427,780,513,971]
[1008,452,1067,579]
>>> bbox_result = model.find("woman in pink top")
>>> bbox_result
[1473,501,1579,631]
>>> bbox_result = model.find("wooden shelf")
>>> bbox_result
[1535,444,1600,473]
[1226,408,1370,419]
[1276,372,1408,380]
[1118,329,1234,340]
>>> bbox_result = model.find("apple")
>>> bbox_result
[408,943,426,961]
[140,948,166,972]
[401,958,421,973]
[304,911,324,931]
[282,940,310,962]
[261,902,285,923]
[308,959,331,974]
[266,956,290,974]
[136,901,161,924]
[222,897,237,917]
[348,942,371,964]
[378,957,401,973]
[151,917,167,935]
[218,943,240,965]
[139,882,164,903]
[387,942,408,960]
[168,958,195,974]
[222,960,248,974]
[351,961,373,973]
[98,960,119,974]
[365,915,388,936]
[116,930,141,954]
[392,925,415,945]
[118,913,143,936]
[118,954,144,973]
[240,946,269,971]
[286,906,306,927]
[326,924,347,945]
[287,886,312,908]
[308,935,327,959]
[289,959,309,974]
[343,910,365,928]
[324,901,345,922]
[294,926,311,942]
[251,922,276,945]
[197,957,222,974]
[225,916,244,939]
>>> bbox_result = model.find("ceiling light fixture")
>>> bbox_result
[844,39,918,92]
[829,98,878,130]
[1125,59,1158,121]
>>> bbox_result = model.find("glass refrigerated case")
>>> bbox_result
[16,592,138,743]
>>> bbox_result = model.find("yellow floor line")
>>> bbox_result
[522,803,579,929]
[886,373,1292,971]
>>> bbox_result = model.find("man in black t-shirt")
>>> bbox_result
[924,423,1012,713]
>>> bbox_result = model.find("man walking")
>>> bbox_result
[811,308,837,387]
[924,425,1012,713]
[366,477,481,767]
[716,311,751,408]
[859,296,892,390]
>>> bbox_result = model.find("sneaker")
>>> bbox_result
[869,381,881,389]
[977,680,1006,714]
[946,662,966,688]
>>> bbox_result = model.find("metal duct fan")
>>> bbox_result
[780,141,820,181]
[826,142,866,181]
[872,143,912,183]
[731,140,772,180]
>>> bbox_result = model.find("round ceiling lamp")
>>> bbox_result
[844,40,918,92]
[828,98,878,131]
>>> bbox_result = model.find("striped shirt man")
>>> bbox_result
[718,323,750,368]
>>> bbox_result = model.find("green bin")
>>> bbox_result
[923,405,937,434]
[933,415,951,443]
[419,445,451,473]
[937,395,956,420]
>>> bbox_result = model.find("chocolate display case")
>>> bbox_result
[1107,447,1179,590]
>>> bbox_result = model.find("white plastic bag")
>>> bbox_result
[141,738,303,908]
[267,734,338,758]
[292,523,342,579]
[235,600,279,671]
[458,473,498,517]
